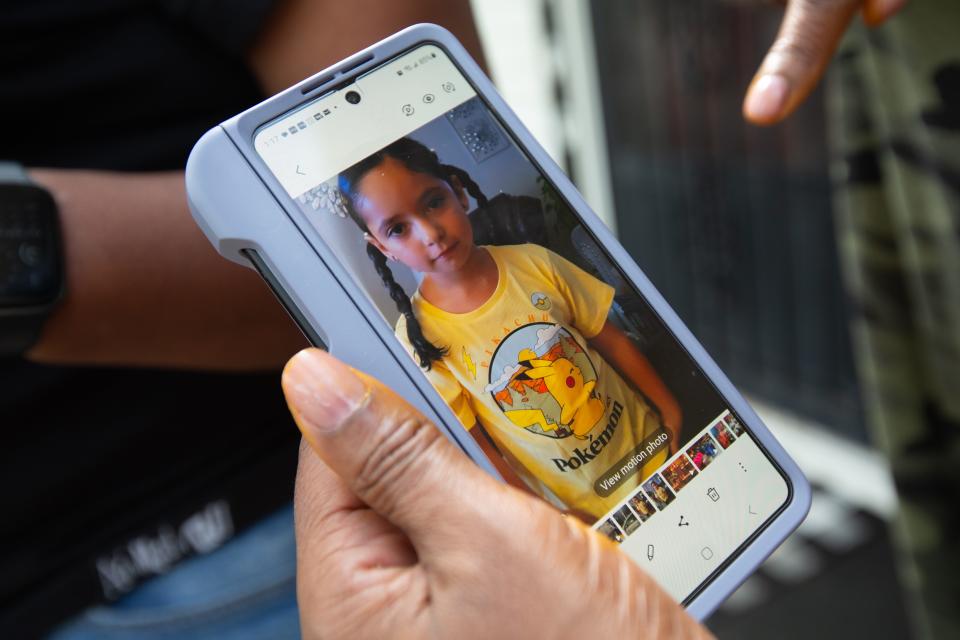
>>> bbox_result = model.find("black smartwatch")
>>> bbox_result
[0,162,64,357]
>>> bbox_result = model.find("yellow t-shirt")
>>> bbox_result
[396,243,667,518]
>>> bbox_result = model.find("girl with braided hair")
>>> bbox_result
[339,136,490,370]
[339,136,682,522]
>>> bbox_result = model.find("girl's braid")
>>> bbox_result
[441,164,488,208]
[365,243,447,369]
[339,138,487,370]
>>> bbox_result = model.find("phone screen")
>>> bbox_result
[254,44,790,604]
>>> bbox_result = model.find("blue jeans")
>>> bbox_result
[49,506,300,640]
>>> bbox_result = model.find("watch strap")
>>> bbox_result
[0,161,59,357]
[0,311,46,358]
[0,161,30,183]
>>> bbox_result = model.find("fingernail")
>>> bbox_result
[885,0,908,12]
[865,0,907,25]
[283,349,370,435]
[745,74,789,122]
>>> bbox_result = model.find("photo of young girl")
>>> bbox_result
[335,132,687,522]
[287,96,727,523]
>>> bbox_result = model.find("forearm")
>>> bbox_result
[617,349,682,443]
[589,322,682,443]
[249,0,485,95]
[27,169,305,370]
[23,1,483,369]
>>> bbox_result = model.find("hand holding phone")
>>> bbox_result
[186,24,810,619]
[284,347,713,640]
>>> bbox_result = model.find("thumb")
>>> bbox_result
[282,348,509,551]
[744,0,861,125]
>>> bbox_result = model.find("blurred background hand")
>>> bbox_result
[743,0,908,124]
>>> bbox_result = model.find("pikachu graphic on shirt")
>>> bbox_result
[504,348,605,439]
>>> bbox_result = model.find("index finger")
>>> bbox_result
[744,0,860,125]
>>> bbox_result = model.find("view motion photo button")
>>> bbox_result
[594,428,671,497]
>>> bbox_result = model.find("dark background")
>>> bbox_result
[578,1,912,637]
[590,0,865,442]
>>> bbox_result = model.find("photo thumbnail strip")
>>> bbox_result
[591,409,744,543]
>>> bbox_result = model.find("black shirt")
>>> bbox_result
[0,2,300,635]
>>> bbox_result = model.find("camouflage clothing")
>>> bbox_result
[829,3,960,637]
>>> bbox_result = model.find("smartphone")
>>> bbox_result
[186,24,810,620]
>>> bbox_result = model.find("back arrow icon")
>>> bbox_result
[748,505,758,515]
[296,164,306,175]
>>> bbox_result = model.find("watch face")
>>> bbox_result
[0,184,62,307]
